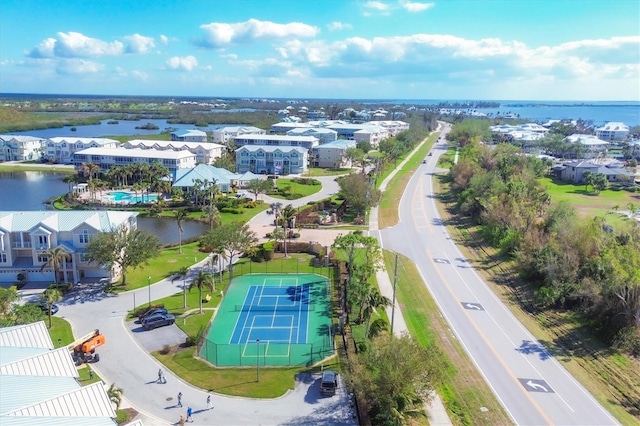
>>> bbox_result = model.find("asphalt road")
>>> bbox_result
[374,124,619,425]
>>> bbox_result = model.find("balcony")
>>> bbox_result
[11,240,32,249]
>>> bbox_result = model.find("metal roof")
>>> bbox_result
[0,211,137,233]
[173,164,239,187]
[0,347,78,377]
[0,321,53,349]
[0,416,115,426]
[237,145,308,154]
[126,139,223,150]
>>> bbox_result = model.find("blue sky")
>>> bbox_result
[1,0,638,100]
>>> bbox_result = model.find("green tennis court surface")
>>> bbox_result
[201,273,334,367]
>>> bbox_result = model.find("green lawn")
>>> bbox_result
[303,168,351,177]
[269,178,322,199]
[120,242,210,291]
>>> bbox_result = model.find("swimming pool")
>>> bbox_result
[104,191,158,204]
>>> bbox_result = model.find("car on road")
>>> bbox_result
[36,301,59,314]
[320,370,338,396]
[422,159,427,164]
[428,152,433,156]
[142,313,176,330]
[138,308,168,322]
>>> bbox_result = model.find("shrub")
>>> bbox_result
[184,336,197,347]
[220,207,243,214]
[159,344,172,355]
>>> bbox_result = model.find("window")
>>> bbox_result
[79,253,89,263]
[38,253,49,263]
[38,235,48,246]
[79,229,89,244]
[0,253,6,263]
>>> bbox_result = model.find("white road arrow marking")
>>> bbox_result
[465,303,481,310]
[526,380,549,392]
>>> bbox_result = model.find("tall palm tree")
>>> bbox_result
[62,174,77,194]
[41,288,62,328]
[189,270,214,314]
[280,204,297,257]
[178,266,189,308]
[362,287,391,338]
[174,209,187,254]
[270,202,283,251]
[39,247,71,284]
[81,162,100,200]
[107,383,123,410]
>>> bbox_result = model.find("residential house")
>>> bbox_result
[0,135,46,162]
[212,126,265,144]
[233,134,319,150]
[235,145,308,175]
[595,122,629,141]
[565,134,610,158]
[73,147,197,174]
[0,321,117,425]
[45,137,119,164]
[311,139,357,168]
[123,139,224,165]
[172,164,240,193]
[557,160,633,183]
[0,210,138,283]
[171,129,207,142]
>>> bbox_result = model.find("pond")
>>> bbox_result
[0,170,209,245]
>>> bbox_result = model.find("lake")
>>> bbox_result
[0,170,208,245]
[6,118,228,139]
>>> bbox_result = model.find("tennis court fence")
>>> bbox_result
[233,304,315,312]
[199,339,334,367]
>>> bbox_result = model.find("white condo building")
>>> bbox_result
[45,137,119,164]
[595,122,629,141]
[311,139,357,168]
[123,139,224,165]
[0,210,138,283]
[233,134,319,150]
[235,145,308,175]
[0,135,46,161]
[171,129,207,142]
[73,147,197,173]
[212,126,265,143]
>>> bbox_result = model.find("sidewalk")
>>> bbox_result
[368,125,453,425]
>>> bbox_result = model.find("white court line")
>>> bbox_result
[229,285,257,344]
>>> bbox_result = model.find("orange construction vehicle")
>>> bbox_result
[67,329,105,365]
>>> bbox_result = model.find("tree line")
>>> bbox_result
[448,129,640,354]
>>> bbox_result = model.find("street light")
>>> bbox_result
[256,339,260,382]
[147,276,151,307]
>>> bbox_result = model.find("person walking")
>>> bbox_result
[186,406,193,422]
[177,392,183,407]
[157,368,163,384]
[206,394,212,410]
[178,414,185,426]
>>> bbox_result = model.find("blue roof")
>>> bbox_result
[173,164,239,187]
[315,139,357,149]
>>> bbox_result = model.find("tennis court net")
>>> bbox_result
[234,304,315,312]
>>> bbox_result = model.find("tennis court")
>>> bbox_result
[202,273,333,367]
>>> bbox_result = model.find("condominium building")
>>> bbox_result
[286,127,338,145]
[0,210,138,283]
[45,137,119,164]
[212,126,265,143]
[73,147,197,173]
[595,122,630,141]
[233,134,319,150]
[311,139,357,168]
[123,139,224,165]
[0,135,46,161]
[235,145,308,175]
[171,129,207,142]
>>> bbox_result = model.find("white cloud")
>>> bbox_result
[124,34,155,54]
[27,32,124,58]
[160,35,169,45]
[166,55,198,71]
[55,58,104,74]
[131,70,149,80]
[328,22,352,31]
[400,1,435,12]
[195,18,319,48]
[364,1,391,12]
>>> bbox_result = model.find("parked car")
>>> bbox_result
[37,301,59,315]
[142,313,176,330]
[320,370,338,396]
[139,308,168,322]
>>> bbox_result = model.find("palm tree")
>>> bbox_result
[107,383,123,410]
[362,288,391,339]
[178,266,189,308]
[62,175,77,194]
[39,247,71,285]
[280,204,297,257]
[174,209,187,254]
[189,270,214,314]
[41,288,62,328]
[81,162,100,200]
[270,202,283,251]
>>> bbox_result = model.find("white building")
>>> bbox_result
[235,145,308,175]
[73,147,197,173]
[123,139,224,165]
[565,134,610,158]
[45,137,119,164]
[233,134,319,150]
[595,122,629,141]
[286,127,338,145]
[269,122,312,134]
[311,139,357,168]
[212,126,265,143]
[0,135,46,161]
[171,129,207,142]
[0,210,138,283]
